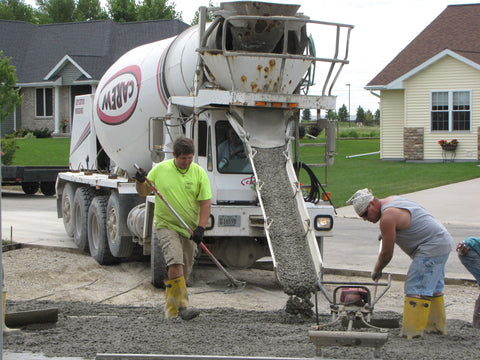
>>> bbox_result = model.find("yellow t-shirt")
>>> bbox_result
[147,159,212,238]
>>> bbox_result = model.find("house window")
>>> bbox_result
[431,90,470,131]
[36,88,53,117]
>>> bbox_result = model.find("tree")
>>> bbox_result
[326,109,337,120]
[365,109,373,126]
[136,0,180,21]
[0,51,23,124]
[374,109,380,125]
[302,108,311,122]
[75,0,108,21]
[36,0,76,23]
[338,104,348,122]
[190,0,213,25]
[356,105,365,124]
[0,0,36,22]
[107,0,136,22]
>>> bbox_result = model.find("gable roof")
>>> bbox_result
[0,19,189,85]
[366,3,480,89]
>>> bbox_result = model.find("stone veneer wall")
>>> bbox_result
[403,127,424,160]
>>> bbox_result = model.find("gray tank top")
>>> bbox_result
[381,196,454,258]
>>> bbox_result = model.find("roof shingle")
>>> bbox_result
[367,4,480,87]
[0,19,189,84]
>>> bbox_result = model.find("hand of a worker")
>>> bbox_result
[135,167,147,183]
[371,271,382,282]
[192,226,205,244]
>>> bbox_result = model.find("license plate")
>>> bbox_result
[218,215,241,227]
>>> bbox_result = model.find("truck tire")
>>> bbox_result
[21,182,39,195]
[73,186,95,252]
[61,183,76,237]
[40,182,56,196]
[151,227,167,289]
[88,196,118,265]
[107,192,134,258]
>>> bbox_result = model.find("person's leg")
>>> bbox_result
[157,228,199,320]
[458,250,480,328]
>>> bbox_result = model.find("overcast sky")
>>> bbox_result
[173,0,476,113]
[24,0,476,113]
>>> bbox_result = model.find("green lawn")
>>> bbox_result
[10,137,70,166]
[298,138,480,208]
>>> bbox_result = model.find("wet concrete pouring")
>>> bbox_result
[3,248,480,359]
[253,146,317,317]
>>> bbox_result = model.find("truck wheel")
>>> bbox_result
[88,196,118,265]
[73,186,95,252]
[107,192,133,258]
[40,182,56,196]
[21,182,39,195]
[62,183,76,237]
[151,227,167,289]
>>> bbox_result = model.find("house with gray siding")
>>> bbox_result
[0,19,189,136]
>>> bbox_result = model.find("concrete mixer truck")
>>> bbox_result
[56,1,353,293]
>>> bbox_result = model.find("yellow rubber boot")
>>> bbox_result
[401,296,431,339]
[163,279,178,320]
[425,295,447,334]
[169,276,199,321]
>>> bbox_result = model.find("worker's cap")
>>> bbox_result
[346,188,374,216]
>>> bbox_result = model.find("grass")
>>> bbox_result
[10,137,70,166]
[298,138,480,208]
[8,135,479,209]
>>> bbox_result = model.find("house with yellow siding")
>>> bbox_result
[365,4,480,162]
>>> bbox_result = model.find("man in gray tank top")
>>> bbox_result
[347,188,454,339]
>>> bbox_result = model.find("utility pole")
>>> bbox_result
[346,83,351,127]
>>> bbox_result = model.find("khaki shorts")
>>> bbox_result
[155,228,197,279]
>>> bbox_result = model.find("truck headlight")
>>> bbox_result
[314,215,333,230]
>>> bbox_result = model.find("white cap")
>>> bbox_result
[347,188,374,216]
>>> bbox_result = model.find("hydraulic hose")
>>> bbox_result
[294,162,336,214]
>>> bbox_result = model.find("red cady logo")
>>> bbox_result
[97,65,141,125]
[240,176,256,187]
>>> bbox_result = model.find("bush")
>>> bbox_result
[299,125,306,139]
[1,137,18,165]
[32,128,53,138]
[24,132,36,139]
[339,129,359,138]
[308,124,323,137]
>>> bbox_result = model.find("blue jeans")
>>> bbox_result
[404,254,450,296]
[459,250,480,300]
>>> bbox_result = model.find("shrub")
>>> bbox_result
[339,129,359,138]
[308,125,323,137]
[299,125,306,139]
[1,137,18,165]
[32,128,53,138]
[24,132,36,139]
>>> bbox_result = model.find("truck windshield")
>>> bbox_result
[216,121,252,174]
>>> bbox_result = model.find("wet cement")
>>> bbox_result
[4,300,480,360]
[252,146,317,298]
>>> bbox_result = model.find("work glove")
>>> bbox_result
[135,167,147,183]
[192,226,205,244]
[371,271,382,282]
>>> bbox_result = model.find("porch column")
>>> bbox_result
[54,85,60,134]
